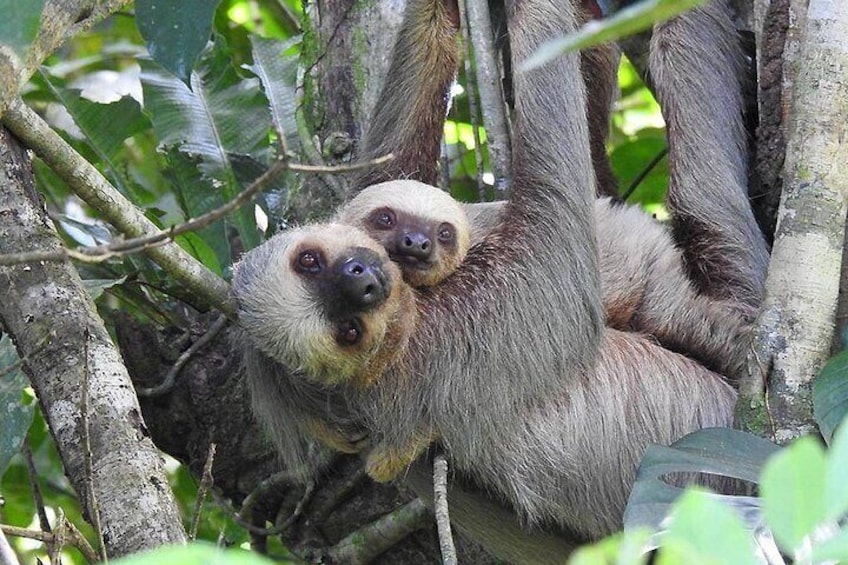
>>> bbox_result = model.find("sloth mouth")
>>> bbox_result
[389,253,433,270]
[336,318,364,347]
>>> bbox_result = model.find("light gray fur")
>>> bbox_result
[464,198,751,381]
[650,0,768,308]
[361,0,739,541]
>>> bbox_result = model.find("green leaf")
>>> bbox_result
[625,428,779,532]
[249,36,301,154]
[610,133,668,205]
[656,489,757,565]
[140,36,270,255]
[112,542,276,565]
[811,529,848,563]
[568,530,651,565]
[0,335,35,477]
[760,437,826,553]
[0,0,45,60]
[520,0,708,72]
[136,0,221,84]
[47,87,151,200]
[83,277,128,301]
[824,418,848,521]
[813,348,848,444]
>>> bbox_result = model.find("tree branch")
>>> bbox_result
[0,127,186,556]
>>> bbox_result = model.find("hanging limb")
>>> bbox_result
[464,0,513,196]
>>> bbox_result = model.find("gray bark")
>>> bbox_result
[0,127,186,557]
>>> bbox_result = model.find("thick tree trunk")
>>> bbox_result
[0,127,186,557]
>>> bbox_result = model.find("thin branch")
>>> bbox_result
[433,455,457,565]
[325,499,430,565]
[190,444,217,541]
[621,147,668,201]
[465,0,512,196]
[138,316,228,397]
[1,520,99,564]
[22,441,52,558]
[458,0,487,201]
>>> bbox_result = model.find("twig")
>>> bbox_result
[465,0,512,197]
[433,455,457,565]
[138,316,228,397]
[273,480,315,533]
[1,521,99,564]
[325,499,429,564]
[621,147,668,201]
[190,444,217,541]
[457,0,486,201]
[21,441,53,560]
[81,328,106,562]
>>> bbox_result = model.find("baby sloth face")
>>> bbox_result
[336,180,471,288]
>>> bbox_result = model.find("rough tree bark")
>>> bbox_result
[0,127,186,557]
[741,1,848,442]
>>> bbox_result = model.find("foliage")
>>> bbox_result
[577,409,848,563]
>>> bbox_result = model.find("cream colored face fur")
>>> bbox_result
[232,223,405,385]
[336,180,472,287]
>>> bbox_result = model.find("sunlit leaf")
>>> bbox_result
[761,437,826,553]
[656,489,757,565]
[140,36,271,257]
[136,0,221,84]
[249,35,301,154]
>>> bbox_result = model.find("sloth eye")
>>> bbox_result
[337,319,363,346]
[295,250,322,274]
[372,208,396,230]
[437,223,455,243]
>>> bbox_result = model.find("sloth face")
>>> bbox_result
[233,223,409,385]
[336,180,471,288]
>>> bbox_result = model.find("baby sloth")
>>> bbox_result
[335,181,472,288]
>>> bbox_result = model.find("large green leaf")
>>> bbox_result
[520,0,708,71]
[140,36,271,257]
[136,0,221,84]
[813,348,848,444]
[624,428,779,532]
[760,437,826,553]
[0,0,45,59]
[48,87,150,200]
[0,335,35,477]
[824,419,848,522]
[656,489,757,565]
[249,36,301,155]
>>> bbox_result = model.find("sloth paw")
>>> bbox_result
[365,448,412,483]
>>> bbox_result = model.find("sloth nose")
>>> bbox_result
[397,231,432,261]
[336,249,390,310]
